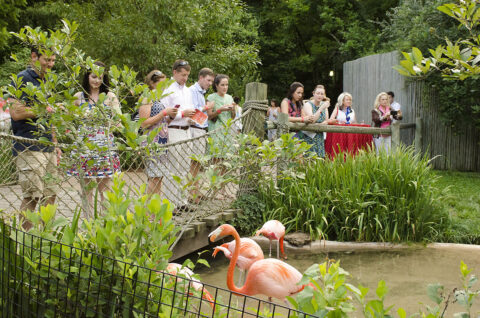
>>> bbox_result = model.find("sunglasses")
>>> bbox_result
[173,60,189,70]
[151,71,165,81]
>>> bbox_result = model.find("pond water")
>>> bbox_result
[196,245,480,316]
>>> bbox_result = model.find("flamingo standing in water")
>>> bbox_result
[256,220,287,259]
[212,237,264,284]
[209,224,305,304]
[165,263,215,308]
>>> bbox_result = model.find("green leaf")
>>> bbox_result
[376,280,388,300]
[427,283,444,304]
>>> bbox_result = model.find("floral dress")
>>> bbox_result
[207,93,235,158]
[143,100,168,178]
[67,93,121,178]
[301,101,326,157]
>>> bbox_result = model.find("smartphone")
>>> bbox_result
[174,104,181,109]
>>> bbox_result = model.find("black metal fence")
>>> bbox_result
[0,222,316,318]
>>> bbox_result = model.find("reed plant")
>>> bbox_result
[259,146,449,242]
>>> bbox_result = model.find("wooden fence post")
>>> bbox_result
[243,82,268,139]
[391,122,400,149]
[415,117,423,155]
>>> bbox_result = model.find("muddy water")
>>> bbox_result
[196,245,480,316]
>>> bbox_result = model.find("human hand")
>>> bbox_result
[306,115,315,123]
[166,107,178,118]
[327,118,337,125]
[182,109,196,118]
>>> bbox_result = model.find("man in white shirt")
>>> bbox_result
[160,59,196,210]
[387,91,403,123]
[189,67,214,203]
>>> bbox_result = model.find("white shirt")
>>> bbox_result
[160,81,194,127]
[391,101,401,123]
[336,108,355,124]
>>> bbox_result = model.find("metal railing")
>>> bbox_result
[0,221,316,318]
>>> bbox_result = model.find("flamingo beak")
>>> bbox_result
[208,227,223,242]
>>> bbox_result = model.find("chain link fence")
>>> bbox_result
[0,102,271,239]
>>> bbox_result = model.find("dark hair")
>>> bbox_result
[287,82,304,110]
[198,67,214,78]
[212,74,229,92]
[82,61,109,95]
[233,96,240,104]
[387,91,395,98]
[31,47,42,57]
[270,99,279,107]
[172,59,191,72]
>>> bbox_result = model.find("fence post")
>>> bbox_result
[243,82,268,139]
[415,117,423,155]
[391,122,400,149]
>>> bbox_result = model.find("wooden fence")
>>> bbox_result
[343,51,480,171]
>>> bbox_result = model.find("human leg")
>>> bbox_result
[147,177,163,196]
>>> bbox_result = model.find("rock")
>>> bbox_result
[284,232,311,247]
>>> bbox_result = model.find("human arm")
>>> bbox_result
[300,102,316,124]
[280,98,305,123]
[207,98,234,121]
[329,106,338,120]
[9,99,36,121]
[139,100,177,129]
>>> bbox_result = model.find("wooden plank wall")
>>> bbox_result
[343,51,480,171]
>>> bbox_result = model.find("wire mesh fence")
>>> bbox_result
[0,220,316,318]
[0,101,272,239]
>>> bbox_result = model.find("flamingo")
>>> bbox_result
[255,220,287,260]
[165,263,215,308]
[212,237,264,284]
[209,224,306,304]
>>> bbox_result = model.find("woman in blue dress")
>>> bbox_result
[301,85,334,157]
[139,69,177,196]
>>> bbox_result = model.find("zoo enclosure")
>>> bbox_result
[0,221,316,318]
[343,51,480,171]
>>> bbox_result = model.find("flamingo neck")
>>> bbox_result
[227,229,247,294]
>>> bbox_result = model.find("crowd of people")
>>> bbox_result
[268,82,403,158]
[8,48,403,228]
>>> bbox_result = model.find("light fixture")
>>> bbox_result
[329,70,334,77]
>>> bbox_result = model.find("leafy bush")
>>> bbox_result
[289,260,479,318]
[259,146,449,242]
[230,193,266,236]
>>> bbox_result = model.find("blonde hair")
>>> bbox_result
[373,92,389,109]
[335,92,352,110]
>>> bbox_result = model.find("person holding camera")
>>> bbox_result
[387,91,403,123]
[371,92,393,154]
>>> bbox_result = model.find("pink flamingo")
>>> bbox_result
[165,263,215,308]
[209,224,306,304]
[256,220,287,259]
[212,237,264,284]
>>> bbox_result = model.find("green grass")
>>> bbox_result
[435,170,480,244]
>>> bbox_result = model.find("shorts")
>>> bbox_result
[16,150,59,199]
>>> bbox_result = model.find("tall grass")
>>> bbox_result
[259,146,449,242]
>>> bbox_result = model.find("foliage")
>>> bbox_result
[1,173,192,316]
[244,0,399,100]
[258,146,449,242]
[288,260,395,318]
[230,193,265,236]
[0,0,26,52]
[394,0,480,130]
[434,170,480,244]
[1,0,260,99]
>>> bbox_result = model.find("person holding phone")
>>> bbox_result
[371,92,392,154]
[159,59,196,211]
[206,74,235,163]
[139,69,176,197]
[300,85,336,157]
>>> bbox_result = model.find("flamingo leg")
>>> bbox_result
[269,239,272,258]
[276,240,280,259]
[238,269,244,286]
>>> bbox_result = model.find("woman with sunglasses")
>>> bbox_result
[139,69,177,196]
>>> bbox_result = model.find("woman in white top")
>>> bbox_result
[330,92,356,124]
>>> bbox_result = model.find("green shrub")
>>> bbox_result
[259,146,449,242]
[230,193,265,236]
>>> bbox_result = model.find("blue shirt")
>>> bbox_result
[10,67,53,155]
[189,82,208,128]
